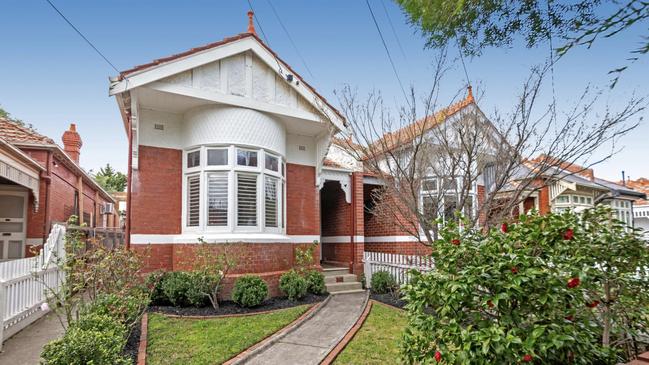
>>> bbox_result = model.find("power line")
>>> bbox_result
[246,0,271,46]
[265,0,316,80]
[43,0,120,74]
[365,0,411,108]
[455,38,471,88]
[379,0,407,60]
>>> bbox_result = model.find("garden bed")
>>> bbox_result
[146,305,312,365]
[370,292,406,309]
[123,319,142,363]
[149,293,327,317]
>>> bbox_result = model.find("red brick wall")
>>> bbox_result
[539,185,550,214]
[364,184,412,237]
[286,163,319,235]
[321,181,351,237]
[364,241,432,255]
[131,146,182,234]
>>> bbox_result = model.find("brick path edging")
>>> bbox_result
[136,301,326,365]
[319,298,374,365]
[136,313,148,365]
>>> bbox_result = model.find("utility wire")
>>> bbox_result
[265,0,316,80]
[365,0,411,108]
[379,0,407,60]
[455,38,472,89]
[44,0,120,74]
[246,0,271,46]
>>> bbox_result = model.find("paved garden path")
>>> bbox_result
[240,291,368,365]
[0,311,65,365]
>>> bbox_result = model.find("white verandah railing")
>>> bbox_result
[363,251,434,288]
[0,224,66,349]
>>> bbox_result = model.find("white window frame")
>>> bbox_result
[552,193,594,213]
[419,176,477,226]
[609,199,633,227]
[182,145,285,234]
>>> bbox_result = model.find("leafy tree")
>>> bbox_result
[400,206,649,363]
[92,164,126,193]
[395,0,648,85]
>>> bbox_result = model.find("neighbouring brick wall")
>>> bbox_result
[364,185,412,237]
[322,241,352,264]
[133,241,320,298]
[364,241,432,255]
[131,145,182,234]
[539,185,550,214]
[286,163,319,235]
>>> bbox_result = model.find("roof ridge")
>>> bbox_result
[0,117,56,144]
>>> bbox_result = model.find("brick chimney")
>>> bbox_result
[62,123,82,164]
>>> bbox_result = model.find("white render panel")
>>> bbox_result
[139,109,183,149]
[286,134,316,166]
[184,105,286,155]
[192,60,221,92]
[252,56,274,103]
[224,53,246,97]
[160,70,192,87]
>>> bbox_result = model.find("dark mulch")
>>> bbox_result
[123,319,141,364]
[371,292,407,310]
[148,293,328,317]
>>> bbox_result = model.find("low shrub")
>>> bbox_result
[370,271,397,294]
[41,326,130,365]
[186,272,221,307]
[161,271,193,307]
[146,271,169,305]
[232,275,268,307]
[82,292,149,327]
[305,270,326,295]
[279,270,308,300]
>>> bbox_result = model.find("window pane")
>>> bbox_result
[0,195,24,218]
[265,154,279,172]
[237,150,258,167]
[442,178,457,190]
[443,195,458,222]
[572,195,579,203]
[207,149,228,166]
[187,151,200,168]
[187,175,200,227]
[237,174,257,226]
[422,196,438,224]
[265,176,278,227]
[207,173,228,226]
[422,178,437,191]
[556,195,569,203]
[579,196,586,204]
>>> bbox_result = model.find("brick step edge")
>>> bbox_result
[137,313,148,365]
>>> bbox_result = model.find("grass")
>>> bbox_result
[146,305,310,365]
[334,302,408,365]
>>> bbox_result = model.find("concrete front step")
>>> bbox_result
[326,281,363,293]
[330,289,366,295]
[324,274,358,284]
[322,268,350,277]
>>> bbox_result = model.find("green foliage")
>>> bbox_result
[232,275,269,308]
[305,270,326,295]
[371,271,397,294]
[41,316,130,365]
[92,163,127,193]
[82,292,149,329]
[161,271,193,307]
[294,241,318,273]
[146,271,170,305]
[279,270,308,301]
[400,206,649,364]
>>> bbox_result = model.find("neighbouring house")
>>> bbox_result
[515,156,646,225]
[0,118,119,260]
[620,178,649,237]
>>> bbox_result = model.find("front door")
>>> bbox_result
[0,189,27,260]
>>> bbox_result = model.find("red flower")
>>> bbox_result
[451,239,460,246]
[586,301,600,308]
[511,266,519,274]
[565,315,574,321]
[522,354,533,362]
[487,300,494,308]
[501,223,508,233]
[563,228,574,240]
[567,277,581,288]
[435,351,442,362]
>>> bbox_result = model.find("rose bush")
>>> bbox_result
[400,206,649,364]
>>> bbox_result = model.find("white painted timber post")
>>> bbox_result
[363,252,371,289]
[0,279,6,350]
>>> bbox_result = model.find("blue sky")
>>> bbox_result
[0,0,647,181]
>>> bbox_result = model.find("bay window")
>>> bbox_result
[183,145,285,233]
[420,176,476,225]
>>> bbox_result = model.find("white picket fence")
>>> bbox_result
[0,224,66,348]
[363,251,434,288]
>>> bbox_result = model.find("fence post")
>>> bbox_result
[0,280,6,350]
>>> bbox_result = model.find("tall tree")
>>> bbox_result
[93,164,126,193]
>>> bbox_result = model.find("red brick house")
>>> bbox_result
[108,14,492,295]
[0,119,118,260]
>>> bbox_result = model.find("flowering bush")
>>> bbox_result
[400,206,649,364]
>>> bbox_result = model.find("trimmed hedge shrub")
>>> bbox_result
[370,271,397,294]
[279,270,308,300]
[161,271,193,307]
[82,292,149,327]
[146,271,170,305]
[232,275,268,307]
[186,272,220,307]
[305,270,326,295]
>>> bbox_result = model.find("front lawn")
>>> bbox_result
[334,302,407,365]
[146,305,310,365]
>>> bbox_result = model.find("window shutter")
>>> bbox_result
[265,176,278,227]
[207,173,228,226]
[187,175,200,227]
[237,174,257,226]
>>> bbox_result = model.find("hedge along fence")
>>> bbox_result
[363,252,434,288]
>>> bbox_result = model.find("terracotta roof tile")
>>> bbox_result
[0,118,55,145]
[620,178,649,205]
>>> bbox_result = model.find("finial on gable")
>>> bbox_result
[467,85,474,103]
[247,11,256,35]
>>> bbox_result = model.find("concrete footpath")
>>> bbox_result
[240,291,368,365]
[0,311,65,365]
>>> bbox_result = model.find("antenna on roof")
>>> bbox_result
[622,170,626,186]
[247,11,257,35]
